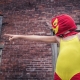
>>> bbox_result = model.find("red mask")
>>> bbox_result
[51,14,77,37]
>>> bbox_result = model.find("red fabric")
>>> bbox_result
[51,14,78,37]
[70,73,80,80]
[54,72,80,80]
[54,72,62,80]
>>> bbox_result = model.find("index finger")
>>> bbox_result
[4,34,13,37]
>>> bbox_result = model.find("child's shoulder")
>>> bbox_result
[55,33,80,43]
[77,33,80,40]
[77,32,80,35]
[60,33,79,41]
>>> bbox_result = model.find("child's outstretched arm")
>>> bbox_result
[4,34,58,43]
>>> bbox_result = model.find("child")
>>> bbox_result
[4,14,80,80]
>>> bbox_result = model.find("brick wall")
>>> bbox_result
[0,0,80,80]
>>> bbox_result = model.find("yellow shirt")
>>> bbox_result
[55,36,80,80]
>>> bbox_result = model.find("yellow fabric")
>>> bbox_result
[55,36,80,80]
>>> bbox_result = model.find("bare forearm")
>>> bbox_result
[15,35,56,43]
[4,34,57,43]
[17,35,42,41]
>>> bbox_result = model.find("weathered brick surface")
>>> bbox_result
[0,0,80,80]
